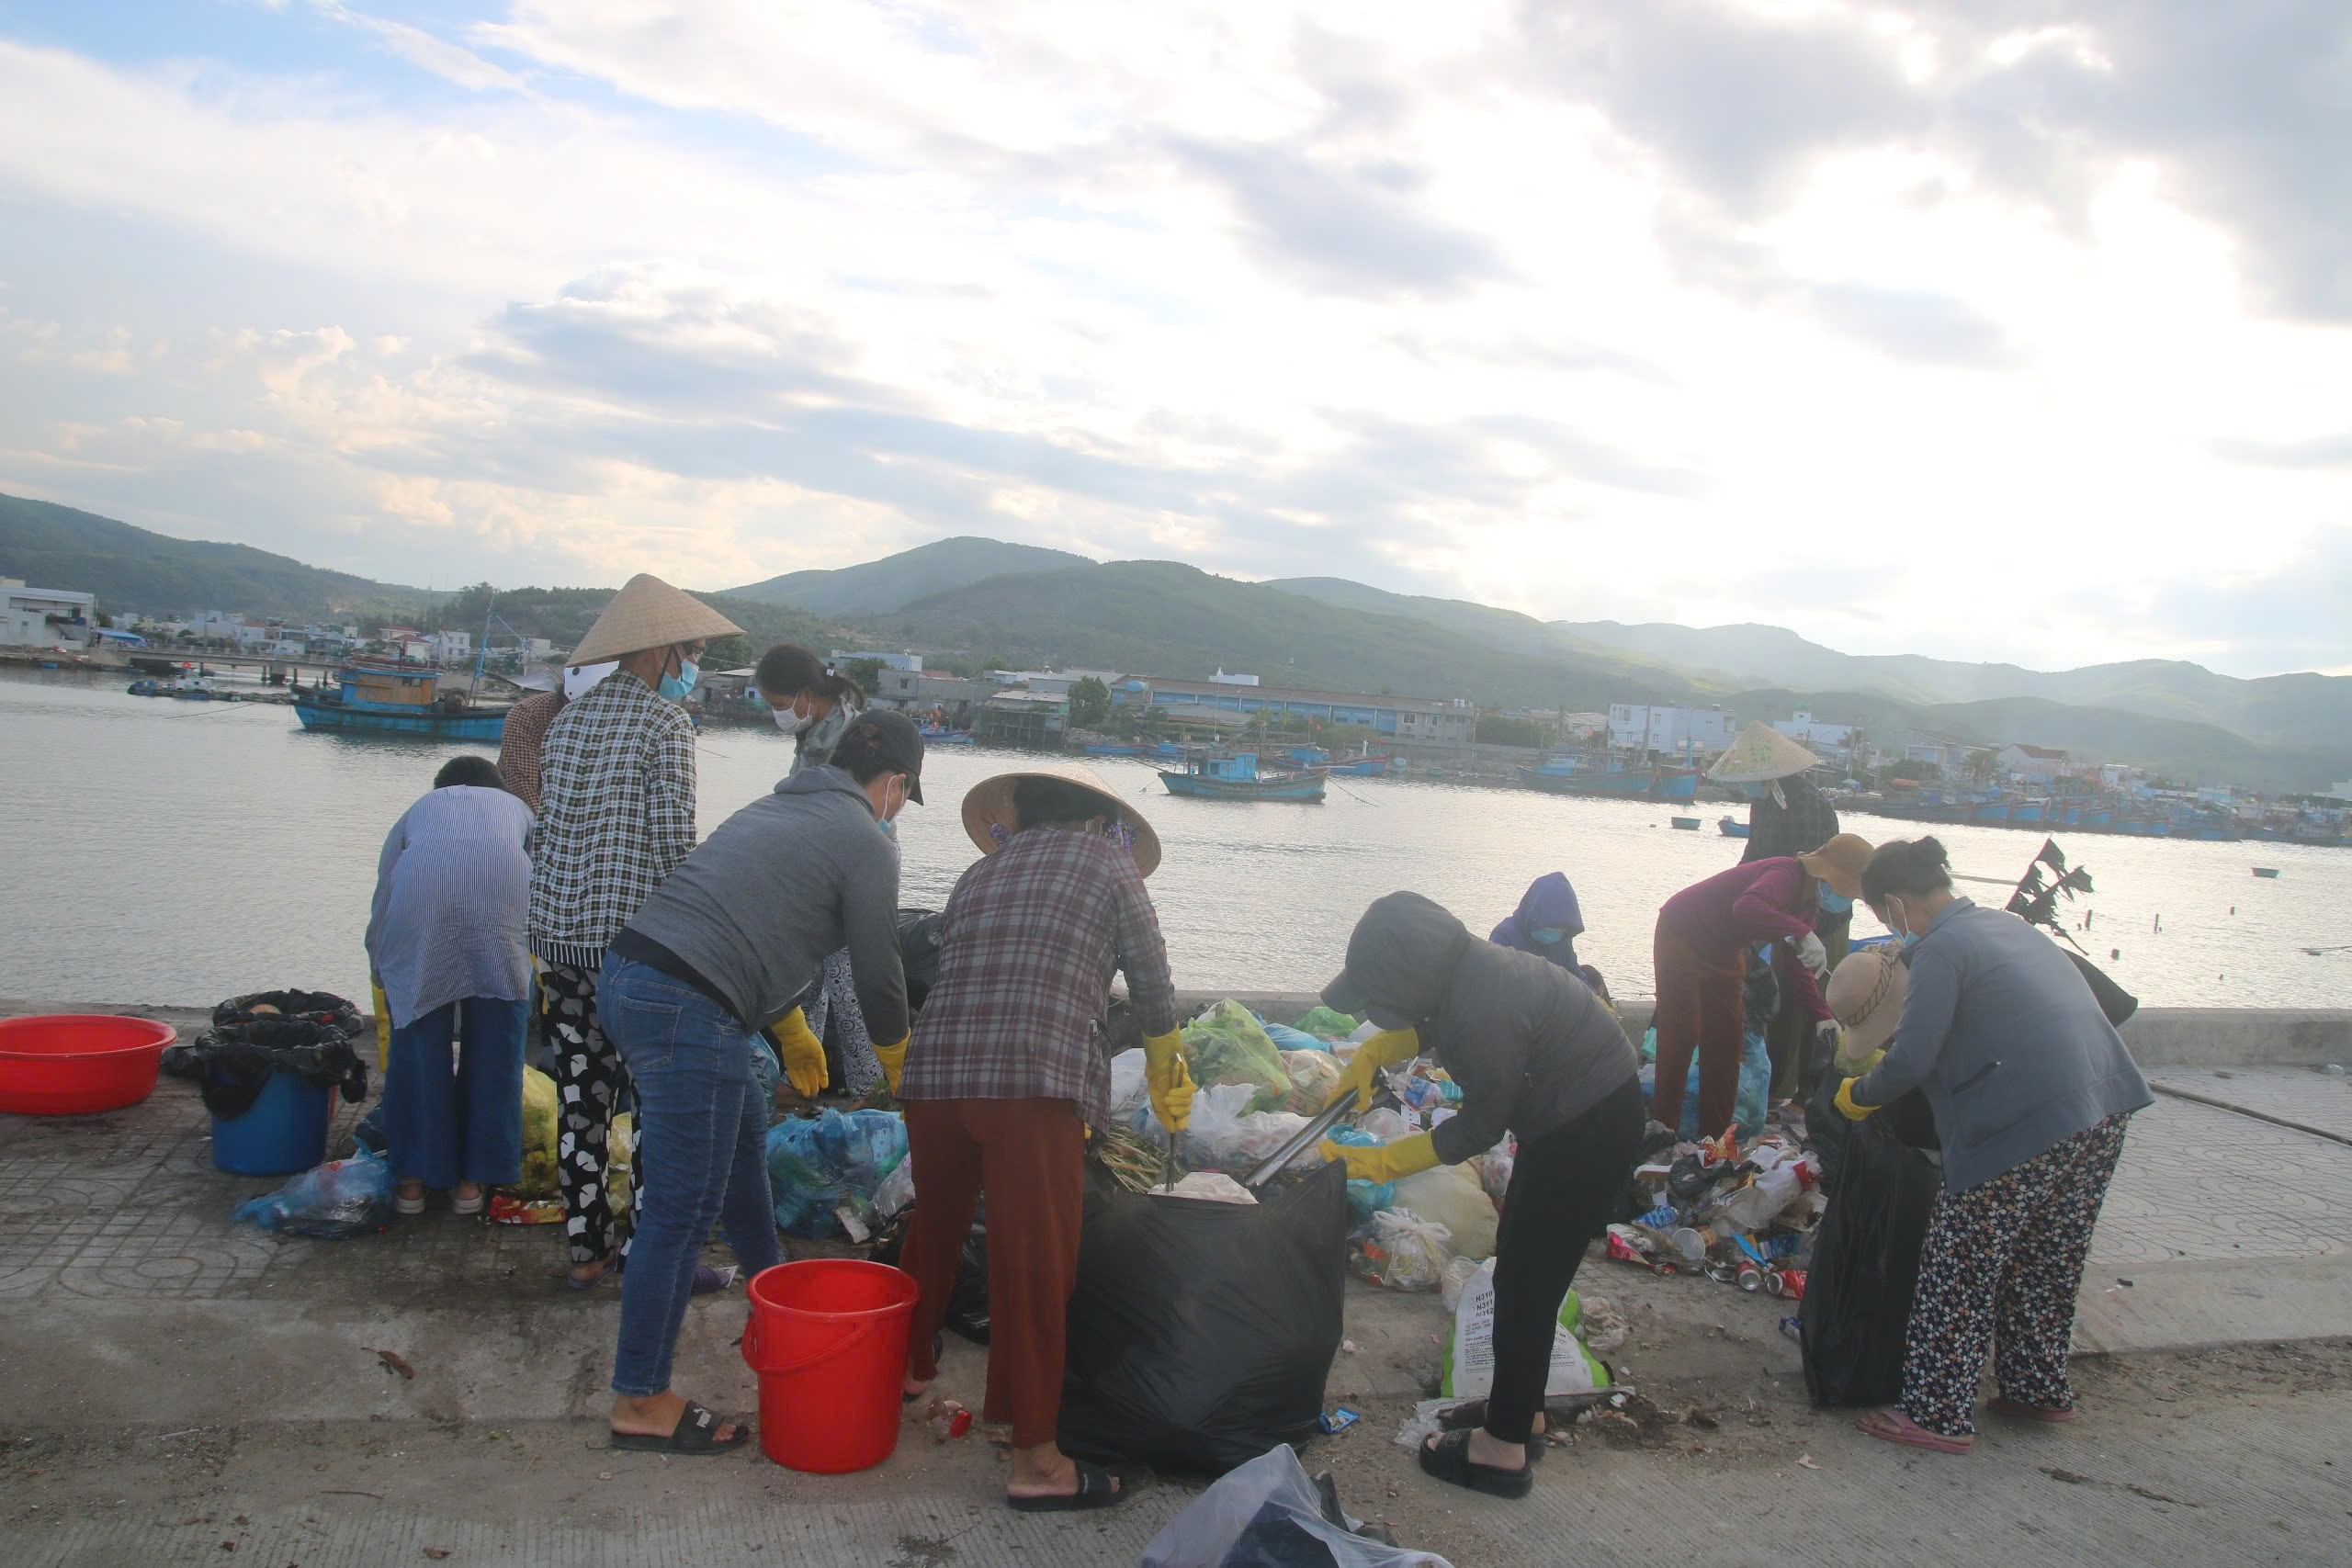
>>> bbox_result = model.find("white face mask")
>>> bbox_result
[770,696,811,736]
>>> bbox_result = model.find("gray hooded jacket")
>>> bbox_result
[1334,893,1639,1165]
[618,766,908,1041]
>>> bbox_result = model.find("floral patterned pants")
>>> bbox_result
[542,961,639,1266]
[1900,1113,2131,1437]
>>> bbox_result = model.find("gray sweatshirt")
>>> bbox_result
[1855,898,2152,1192]
[1338,892,1640,1165]
[619,767,909,1042]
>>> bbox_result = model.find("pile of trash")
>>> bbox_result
[162,988,372,1119]
[766,1108,910,1241]
[1603,1130,1822,1297]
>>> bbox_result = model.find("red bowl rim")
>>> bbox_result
[0,1014,178,1062]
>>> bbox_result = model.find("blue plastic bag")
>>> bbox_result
[233,1151,393,1238]
[1257,1019,1332,1054]
[766,1109,909,1238]
[1327,1126,1396,1223]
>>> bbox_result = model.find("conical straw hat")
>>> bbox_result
[1709,721,1826,784]
[568,574,744,664]
[961,763,1162,878]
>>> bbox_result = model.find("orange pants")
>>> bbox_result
[897,1098,1085,1449]
[1651,919,1748,1139]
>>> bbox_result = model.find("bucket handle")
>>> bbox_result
[742,1309,899,1380]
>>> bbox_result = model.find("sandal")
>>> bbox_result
[1434,1401,1544,1461]
[394,1181,426,1217]
[1418,1428,1533,1499]
[564,1253,619,1292]
[608,1400,751,1456]
[1007,1461,1125,1513]
[691,1264,740,1294]
[1986,1396,2075,1424]
[451,1185,485,1217]
[1856,1406,1973,1453]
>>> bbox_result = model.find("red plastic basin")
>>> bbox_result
[0,1014,176,1115]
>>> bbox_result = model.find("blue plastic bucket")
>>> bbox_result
[211,1069,334,1175]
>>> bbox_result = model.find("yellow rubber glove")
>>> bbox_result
[1317,1132,1440,1185]
[872,1033,909,1097]
[1835,1077,1879,1122]
[775,1007,828,1098]
[1326,1028,1421,1111]
[1142,1028,1196,1132]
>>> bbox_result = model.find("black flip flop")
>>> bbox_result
[1007,1461,1125,1513]
[1435,1400,1545,1461]
[608,1401,751,1456]
[904,1332,944,1404]
[1419,1428,1533,1499]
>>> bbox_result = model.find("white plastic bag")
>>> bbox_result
[1108,1049,1148,1119]
[1141,1444,1453,1568]
[871,1154,916,1223]
[1154,1171,1257,1206]
[1370,1209,1453,1292]
[1153,1082,1312,1171]
[1439,1258,1610,1400]
[1392,1163,1498,1261]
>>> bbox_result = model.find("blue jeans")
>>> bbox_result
[384,997,527,1190]
[599,955,784,1398]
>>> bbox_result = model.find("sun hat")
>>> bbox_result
[567,573,744,665]
[1797,832,1874,899]
[1826,945,1908,1064]
[961,763,1162,877]
[832,709,926,804]
[1710,722,1826,784]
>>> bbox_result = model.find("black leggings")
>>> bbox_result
[1486,1077,1645,1443]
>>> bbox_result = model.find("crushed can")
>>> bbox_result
[1766,1268,1807,1301]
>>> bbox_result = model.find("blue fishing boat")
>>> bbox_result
[918,726,975,745]
[293,662,507,742]
[1159,750,1327,802]
[1519,755,1700,800]
[1719,816,1749,839]
[1082,743,1145,757]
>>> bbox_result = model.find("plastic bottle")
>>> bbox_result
[1702,1159,1815,1233]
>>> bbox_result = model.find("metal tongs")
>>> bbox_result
[1240,1080,1399,1190]
[1162,1124,1182,1193]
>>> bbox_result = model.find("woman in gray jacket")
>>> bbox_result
[1835,838,2153,1454]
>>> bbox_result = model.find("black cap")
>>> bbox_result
[834,708,926,803]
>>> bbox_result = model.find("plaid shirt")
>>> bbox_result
[496,689,565,814]
[901,826,1177,1125]
[527,671,697,967]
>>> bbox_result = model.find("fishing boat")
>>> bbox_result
[1081,743,1145,757]
[1327,754,1390,777]
[1519,755,1700,801]
[1719,815,1749,839]
[2252,866,2281,879]
[1158,750,1328,802]
[129,675,221,700]
[918,725,975,745]
[293,661,508,741]
[1671,816,1702,830]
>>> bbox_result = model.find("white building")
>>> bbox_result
[434,629,472,663]
[1773,711,1856,750]
[831,649,923,673]
[1996,743,2071,784]
[1208,669,1260,687]
[1608,703,1739,756]
[1,582,96,649]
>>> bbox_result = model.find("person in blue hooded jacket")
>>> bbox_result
[1488,874,1585,971]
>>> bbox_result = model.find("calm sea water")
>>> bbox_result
[6,668,2349,1011]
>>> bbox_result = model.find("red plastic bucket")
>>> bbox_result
[741,1260,920,1473]
[0,1014,175,1115]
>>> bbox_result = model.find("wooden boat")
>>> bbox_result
[2252,866,2281,879]
[1519,757,1701,800]
[1159,750,1328,802]
[293,662,507,741]
[1671,816,1702,830]
[919,727,975,745]
[1719,815,1749,839]
[1326,755,1390,777]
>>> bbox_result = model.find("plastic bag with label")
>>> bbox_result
[1367,1209,1453,1292]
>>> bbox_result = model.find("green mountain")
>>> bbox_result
[0,492,430,620]
[854,560,1707,711]
[722,536,1092,615]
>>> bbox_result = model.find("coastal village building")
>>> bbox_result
[1114,676,1477,751]
[831,649,923,672]
[1905,729,1993,773]
[1997,742,2072,784]
[1,581,96,650]
[1608,703,1738,757]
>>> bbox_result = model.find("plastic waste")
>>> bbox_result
[1295,1006,1362,1043]
[1061,1165,1348,1475]
[1140,1444,1452,1568]
[765,1108,909,1239]
[1391,1163,1498,1261]
[510,1066,559,1198]
[1440,1254,1480,1312]
[232,1151,393,1239]
[1641,1028,1771,1142]
[1181,999,1293,1112]
[1367,1209,1453,1292]
[1157,1171,1257,1205]
[1279,1048,1343,1115]
[1107,1048,1148,1119]
[1261,1020,1333,1055]
[1326,1125,1395,1221]
[1357,1107,1412,1143]
[872,1152,917,1223]
[1480,1136,1515,1204]
[1440,1258,1611,1401]
[1697,1156,1817,1234]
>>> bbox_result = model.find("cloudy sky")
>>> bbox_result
[1,1,2346,675]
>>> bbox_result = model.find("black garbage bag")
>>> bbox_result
[872,1198,991,1345]
[1800,1106,1943,1408]
[2066,952,2139,1027]
[1059,1162,1348,1476]
[897,908,945,1011]
[212,989,365,1033]
[163,1017,370,1121]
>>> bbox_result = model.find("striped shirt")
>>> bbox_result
[527,671,697,968]
[366,785,535,1029]
[496,690,566,814]
[900,826,1177,1126]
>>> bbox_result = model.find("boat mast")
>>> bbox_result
[471,590,494,708]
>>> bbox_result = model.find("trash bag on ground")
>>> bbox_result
[1360,1209,1452,1292]
[1182,999,1292,1112]
[1153,1082,1314,1172]
[766,1108,909,1240]
[1441,1258,1611,1400]
[233,1152,393,1239]
[1479,1137,1515,1205]
[1391,1162,1498,1261]
[896,908,945,1010]
[1140,1443,1452,1568]
[1295,1006,1361,1043]
[509,1066,560,1197]
[1261,1019,1333,1055]
[212,989,366,1033]
[1800,1099,1942,1407]
[880,1200,990,1344]
[1280,1049,1344,1115]
[1637,1028,1770,1143]
[1060,1163,1348,1475]
[164,1015,370,1120]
